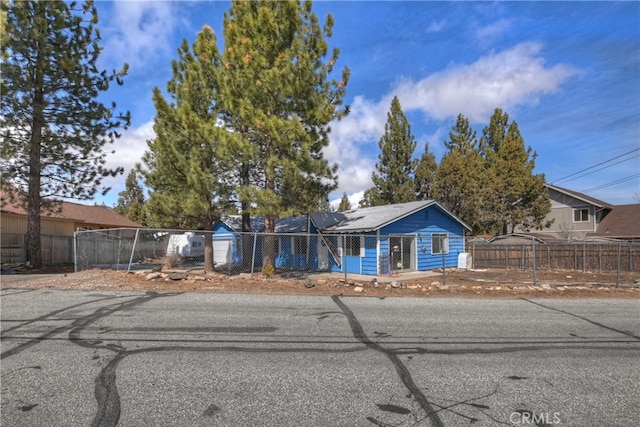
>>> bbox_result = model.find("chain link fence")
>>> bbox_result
[74,228,466,277]
[74,228,639,284]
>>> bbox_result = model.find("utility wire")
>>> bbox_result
[551,147,640,184]
[555,154,640,185]
[582,173,640,192]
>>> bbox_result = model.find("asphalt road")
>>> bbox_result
[1,289,638,427]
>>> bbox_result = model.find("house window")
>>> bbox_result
[573,208,589,222]
[432,233,449,255]
[344,236,363,257]
[293,235,308,255]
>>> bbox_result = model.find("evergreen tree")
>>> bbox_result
[359,187,381,208]
[433,114,492,233]
[414,143,437,200]
[114,170,146,225]
[371,96,417,205]
[0,0,130,268]
[217,0,350,272]
[337,192,351,211]
[141,28,235,271]
[479,109,551,234]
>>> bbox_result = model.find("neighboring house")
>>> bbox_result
[516,184,613,239]
[587,204,640,241]
[1,189,143,264]
[212,200,471,276]
[1,191,142,237]
[512,184,639,241]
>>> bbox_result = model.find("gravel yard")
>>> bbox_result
[2,266,639,298]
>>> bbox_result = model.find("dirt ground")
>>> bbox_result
[2,264,639,299]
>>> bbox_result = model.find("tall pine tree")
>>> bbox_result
[0,0,130,267]
[414,142,437,201]
[434,114,491,233]
[141,28,235,271]
[371,96,417,205]
[216,0,350,272]
[479,108,550,234]
[114,170,146,225]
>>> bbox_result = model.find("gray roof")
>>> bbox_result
[220,200,471,234]
[312,200,465,232]
[219,215,307,233]
[545,184,613,209]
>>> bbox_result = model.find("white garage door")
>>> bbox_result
[212,238,233,266]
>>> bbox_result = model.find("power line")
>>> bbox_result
[551,148,640,184]
[582,173,640,192]
[555,154,640,185]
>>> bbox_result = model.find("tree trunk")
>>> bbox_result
[262,215,276,274]
[203,230,214,272]
[26,48,45,268]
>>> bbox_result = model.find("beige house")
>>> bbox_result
[1,190,142,264]
[515,184,639,241]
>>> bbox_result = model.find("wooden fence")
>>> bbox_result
[1,233,74,266]
[470,241,639,273]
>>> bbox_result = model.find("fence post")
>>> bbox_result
[73,231,78,272]
[532,239,537,285]
[127,228,140,273]
[582,242,586,272]
[343,235,347,283]
[442,250,446,285]
[250,232,257,279]
[616,242,621,288]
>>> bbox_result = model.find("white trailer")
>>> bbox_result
[166,233,205,258]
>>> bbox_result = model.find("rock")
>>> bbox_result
[169,272,188,280]
[430,281,441,287]
[192,275,206,281]
[353,286,364,293]
[439,285,449,290]
[541,284,551,289]
[407,285,421,290]
[304,280,315,289]
[390,281,401,288]
[315,279,328,286]
[566,275,573,279]
[145,272,163,280]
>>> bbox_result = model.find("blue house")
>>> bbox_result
[212,200,470,276]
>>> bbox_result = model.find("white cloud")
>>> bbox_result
[475,18,512,41]
[99,120,154,203]
[325,42,576,200]
[100,2,181,69]
[393,42,576,123]
[427,20,446,33]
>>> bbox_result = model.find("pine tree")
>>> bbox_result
[371,96,417,205]
[337,192,351,211]
[0,0,130,268]
[217,0,350,272]
[434,114,492,233]
[479,109,550,234]
[359,187,381,208]
[114,170,146,225]
[141,28,235,271]
[414,143,437,200]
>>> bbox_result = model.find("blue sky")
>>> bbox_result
[92,0,640,208]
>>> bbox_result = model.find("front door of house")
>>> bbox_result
[389,235,415,272]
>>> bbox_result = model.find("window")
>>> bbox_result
[573,208,589,222]
[293,235,308,255]
[343,236,363,257]
[432,233,449,254]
